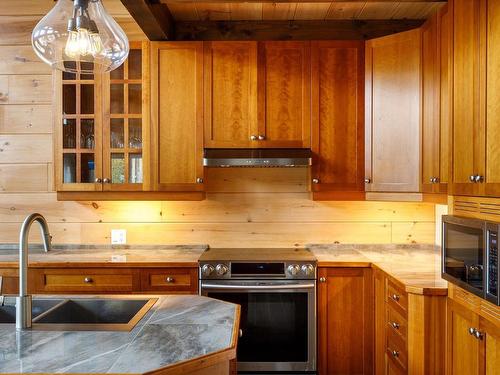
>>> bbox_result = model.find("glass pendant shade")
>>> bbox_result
[32,0,129,74]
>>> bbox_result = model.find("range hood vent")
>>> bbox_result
[203,148,312,168]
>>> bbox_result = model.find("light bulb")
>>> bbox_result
[32,0,129,74]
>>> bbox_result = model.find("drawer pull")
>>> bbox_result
[391,321,400,330]
[165,277,175,283]
[84,277,93,284]
[391,350,399,358]
[391,294,400,302]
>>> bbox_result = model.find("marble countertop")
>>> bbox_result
[309,244,447,295]
[0,245,208,267]
[0,295,238,374]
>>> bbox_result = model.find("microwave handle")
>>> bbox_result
[201,283,315,291]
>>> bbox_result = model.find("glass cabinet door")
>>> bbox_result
[58,62,102,191]
[103,42,148,191]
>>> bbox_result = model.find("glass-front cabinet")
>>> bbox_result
[56,41,149,192]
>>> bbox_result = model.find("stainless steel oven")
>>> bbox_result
[442,215,499,305]
[199,252,317,374]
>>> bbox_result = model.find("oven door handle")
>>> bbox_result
[201,282,315,290]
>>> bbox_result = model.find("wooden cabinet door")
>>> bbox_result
[318,268,373,375]
[479,316,500,375]
[451,0,484,196]
[311,41,365,198]
[374,269,387,375]
[102,41,150,191]
[446,299,481,375]
[365,29,421,193]
[151,42,204,191]
[257,41,311,148]
[485,0,500,197]
[204,42,258,148]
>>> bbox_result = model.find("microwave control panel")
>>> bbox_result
[487,230,499,304]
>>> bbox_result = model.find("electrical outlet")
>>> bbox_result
[111,229,127,245]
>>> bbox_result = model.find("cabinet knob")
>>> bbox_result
[391,294,400,302]
[84,277,93,284]
[391,350,399,358]
[312,178,319,184]
[250,135,257,141]
[196,177,203,184]
[103,178,111,184]
[469,175,476,183]
[474,330,484,340]
[165,277,174,283]
[474,175,484,183]
[391,321,400,330]
[319,277,326,283]
[258,135,266,141]
[95,178,102,183]
[364,178,371,184]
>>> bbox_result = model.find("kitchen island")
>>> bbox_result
[0,295,239,374]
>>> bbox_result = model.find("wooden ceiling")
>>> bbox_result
[163,2,445,21]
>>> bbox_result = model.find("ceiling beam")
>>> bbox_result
[120,0,174,40]
[175,19,425,41]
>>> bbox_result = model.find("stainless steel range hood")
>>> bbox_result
[203,148,312,168]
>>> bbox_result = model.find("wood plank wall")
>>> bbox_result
[0,2,436,248]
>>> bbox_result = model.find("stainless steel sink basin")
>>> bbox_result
[0,299,63,324]
[0,297,157,331]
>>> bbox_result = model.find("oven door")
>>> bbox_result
[201,279,316,373]
[442,215,485,298]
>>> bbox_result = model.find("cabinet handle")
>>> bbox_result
[391,350,399,358]
[469,327,476,335]
[391,294,400,302]
[434,177,440,183]
[165,277,174,283]
[103,178,111,184]
[469,175,476,183]
[95,178,102,183]
[319,277,326,283]
[84,277,93,283]
[250,135,257,141]
[474,330,484,340]
[364,178,371,184]
[258,135,266,141]
[474,175,484,183]
[196,177,203,184]
[391,321,400,330]
[312,178,319,184]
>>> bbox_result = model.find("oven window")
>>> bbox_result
[444,223,484,290]
[207,291,308,362]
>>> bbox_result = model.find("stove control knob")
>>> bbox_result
[201,264,215,277]
[216,264,229,276]
[301,264,315,276]
[287,264,300,276]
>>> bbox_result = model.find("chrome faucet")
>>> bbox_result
[16,213,51,330]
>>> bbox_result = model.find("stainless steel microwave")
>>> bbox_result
[442,215,499,305]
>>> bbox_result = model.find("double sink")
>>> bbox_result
[0,298,157,331]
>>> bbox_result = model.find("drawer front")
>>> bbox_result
[386,329,408,371]
[386,355,406,375]
[35,269,137,293]
[141,268,198,294]
[387,279,408,315]
[386,304,408,343]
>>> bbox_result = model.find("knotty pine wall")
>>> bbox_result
[0,2,436,247]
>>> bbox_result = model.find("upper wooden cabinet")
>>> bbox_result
[204,41,258,148]
[311,41,365,198]
[257,41,311,148]
[151,42,204,191]
[365,29,422,193]
[451,0,500,197]
[55,41,149,192]
[421,6,451,195]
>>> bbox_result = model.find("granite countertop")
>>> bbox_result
[0,245,208,267]
[309,244,447,295]
[0,295,238,374]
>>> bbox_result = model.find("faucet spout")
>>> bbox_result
[17,213,51,330]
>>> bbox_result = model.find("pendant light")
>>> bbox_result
[32,0,129,74]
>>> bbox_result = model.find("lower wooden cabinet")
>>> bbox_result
[447,284,500,375]
[0,266,198,295]
[318,267,374,374]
